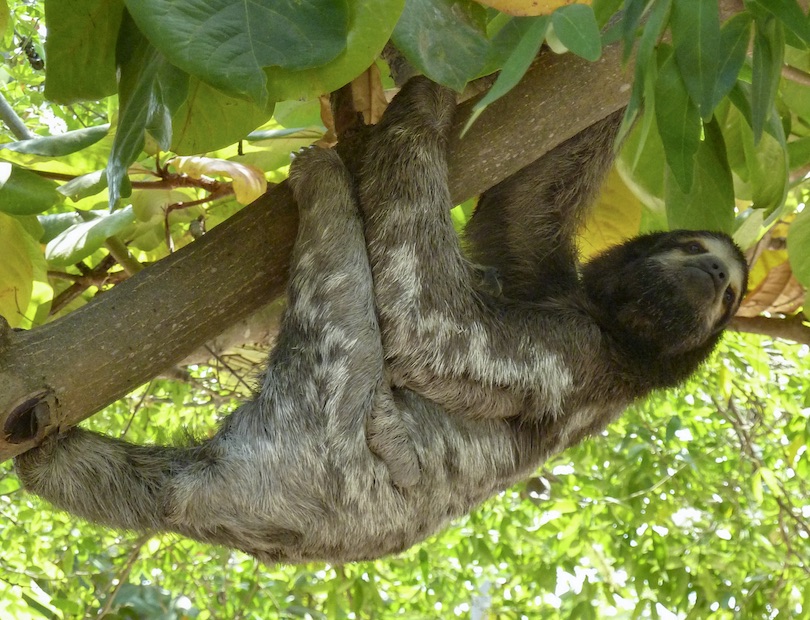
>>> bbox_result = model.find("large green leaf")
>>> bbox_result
[263,0,404,102]
[0,163,61,215]
[43,0,124,103]
[124,0,349,107]
[551,4,601,62]
[392,0,489,91]
[171,78,272,155]
[672,0,720,120]
[665,119,735,232]
[0,125,110,157]
[655,48,701,192]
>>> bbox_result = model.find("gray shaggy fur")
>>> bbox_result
[15,78,748,564]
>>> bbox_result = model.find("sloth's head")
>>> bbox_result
[581,230,748,376]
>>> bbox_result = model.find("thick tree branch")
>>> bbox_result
[730,315,810,346]
[0,1,744,461]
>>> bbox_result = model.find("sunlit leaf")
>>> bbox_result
[0,162,61,214]
[0,212,35,327]
[45,207,136,266]
[0,124,110,157]
[43,0,124,103]
[171,156,267,205]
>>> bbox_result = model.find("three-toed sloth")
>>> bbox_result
[16,78,748,564]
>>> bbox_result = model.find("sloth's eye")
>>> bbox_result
[685,241,704,254]
[723,287,735,305]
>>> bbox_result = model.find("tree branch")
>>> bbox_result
[730,315,810,345]
[0,0,743,461]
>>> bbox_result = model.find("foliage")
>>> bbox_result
[1,338,809,618]
[1,0,810,617]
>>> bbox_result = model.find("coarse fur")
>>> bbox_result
[15,77,748,564]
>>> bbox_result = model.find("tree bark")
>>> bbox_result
[0,1,744,461]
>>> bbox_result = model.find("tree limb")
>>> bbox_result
[730,315,810,346]
[0,1,744,461]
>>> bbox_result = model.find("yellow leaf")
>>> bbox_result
[0,213,34,327]
[474,0,590,17]
[171,156,267,205]
[579,168,643,261]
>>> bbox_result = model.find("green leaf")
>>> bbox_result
[465,16,549,133]
[623,0,671,140]
[655,48,701,192]
[621,0,647,62]
[787,136,810,169]
[751,17,785,143]
[665,118,735,232]
[38,212,86,244]
[787,207,810,287]
[750,0,810,47]
[671,0,720,120]
[45,206,136,266]
[263,0,404,102]
[107,16,176,208]
[551,4,602,62]
[0,124,110,157]
[722,104,787,215]
[171,78,272,155]
[592,0,623,29]
[43,0,124,103]
[57,170,108,201]
[124,0,349,107]
[392,0,489,91]
[0,0,10,40]
[480,15,542,77]
[711,13,751,110]
[665,416,682,442]
[0,163,61,214]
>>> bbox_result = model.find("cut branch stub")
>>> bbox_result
[4,391,56,444]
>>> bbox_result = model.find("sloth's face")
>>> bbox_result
[583,231,748,356]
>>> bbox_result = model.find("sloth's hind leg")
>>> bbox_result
[267,147,419,487]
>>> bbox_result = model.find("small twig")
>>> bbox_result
[120,380,154,438]
[49,255,118,316]
[47,270,128,287]
[163,186,233,253]
[204,344,254,394]
[98,535,151,619]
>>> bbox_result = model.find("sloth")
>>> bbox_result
[15,77,748,565]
